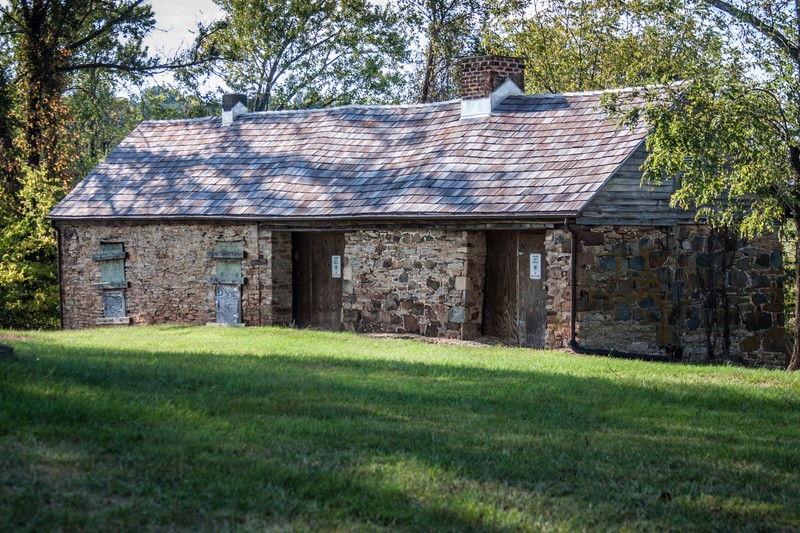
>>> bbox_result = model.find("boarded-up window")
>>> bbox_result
[210,241,244,284]
[210,241,244,325]
[93,242,129,324]
[102,290,126,318]
[97,243,126,287]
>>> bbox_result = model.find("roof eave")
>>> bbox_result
[49,211,580,224]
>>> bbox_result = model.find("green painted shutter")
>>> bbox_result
[99,243,125,284]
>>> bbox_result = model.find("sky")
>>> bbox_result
[145,0,223,57]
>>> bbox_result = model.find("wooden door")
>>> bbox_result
[482,230,547,347]
[483,231,518,341]
[216,284,242,324]
[517,232,547,347]
[292,232,345,329]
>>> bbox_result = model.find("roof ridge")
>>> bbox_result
[136,86,663,126]
[245,99,460,118]
[138,116,216,126]
[136,99,462,125]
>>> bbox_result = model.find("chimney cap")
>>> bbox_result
[222,94,248,125]
[223,93,248,111]
[457,54,525,66]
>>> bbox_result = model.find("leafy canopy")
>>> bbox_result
[192,0,410,110]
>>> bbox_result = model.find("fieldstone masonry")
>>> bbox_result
[570,224,785,368]
[257,228,292,326]
[58,221,785,368]
[60,223,261,328]
[545,229,573,348]
[341,230,486,339]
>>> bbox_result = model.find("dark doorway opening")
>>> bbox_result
[292,232,345,329]
[482,230,547,347]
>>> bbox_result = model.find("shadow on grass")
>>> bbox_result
[1,338,799,531]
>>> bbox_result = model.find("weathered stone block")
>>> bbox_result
[729,270,749,288]
[751,275,770,289]
[579,230,604,245]
[599,256,616,272]
[385,293,400,311]
[577,252,594,268]
[648,251,668,268]
[615,304,631,321]
[448,306,466,324]
[751,293,768,305]
[744,312,772,331]
[762,327,785,352]
[738,335,761,352]
[629,256,645,272]
[770,250,782,269]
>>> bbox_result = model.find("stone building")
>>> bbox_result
[49,55,786,367]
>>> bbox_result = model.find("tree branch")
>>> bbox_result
[68,0,146,51]
[58,56,210,74]
[707,0,800,64]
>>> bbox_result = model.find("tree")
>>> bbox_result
[134,85,220,121]
[401,0,489,102]
[603,0,800,369]
[483,0,724,94]
[0,0,212,328]
[192,0,409,111]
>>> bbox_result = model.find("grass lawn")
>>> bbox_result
[1,326,799,532]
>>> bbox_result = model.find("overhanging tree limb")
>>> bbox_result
[68,0,145,51]
[706,0,800,63]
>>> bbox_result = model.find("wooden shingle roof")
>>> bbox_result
[50,91,647,221]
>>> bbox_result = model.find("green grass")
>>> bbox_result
[1,326,799,532]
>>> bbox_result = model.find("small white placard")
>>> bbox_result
[331,255,342,278]
[529,253,542,280]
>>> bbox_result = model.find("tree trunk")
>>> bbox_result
[420,35,437,103]
[788,211,800,370]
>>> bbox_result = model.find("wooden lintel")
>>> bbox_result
[93,282,128,289]
[207,276,245,285]
[208,251,245,259]
[92,251,127,261]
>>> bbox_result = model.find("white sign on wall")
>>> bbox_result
[331,255,342,278]
[529,253,542,280]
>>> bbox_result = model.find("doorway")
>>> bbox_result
[482,230,547,347]
[292,232,345,329]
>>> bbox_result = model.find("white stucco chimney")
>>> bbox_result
[222,94,248,125]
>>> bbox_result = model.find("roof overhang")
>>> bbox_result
[50,212,578,230]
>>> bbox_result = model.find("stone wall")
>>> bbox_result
[58,221,785,367]
[572,224,785,368]
[59,222,286,328]
[341,230,485,339]
[545,229,572,348]
[257,229,293,326]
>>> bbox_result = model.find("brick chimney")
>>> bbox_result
[222,94,248,125]
[459,55,525,118]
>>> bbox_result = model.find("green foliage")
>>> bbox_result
[601,0,800,368]
[401,0,490,102]
[485,0,725,93]
[1,327,799,530]
[0,1,216,329]
[135,85,221,121]
[0,165,65,329]
[193,0,410,110]
[66,72,141,178]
